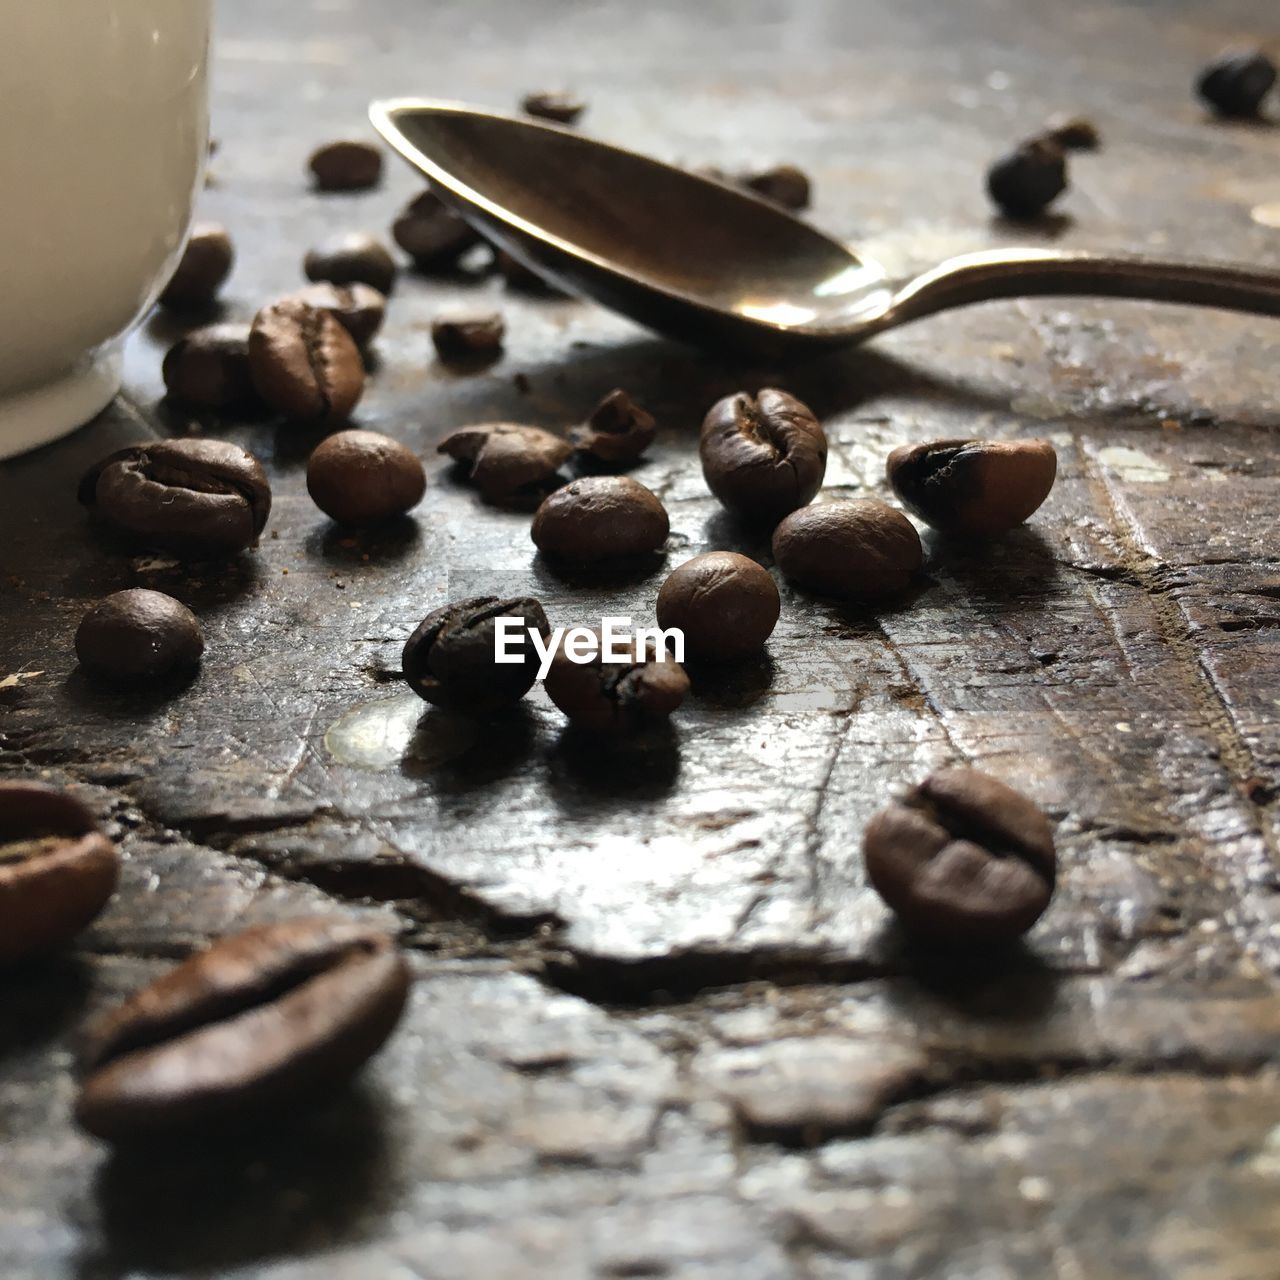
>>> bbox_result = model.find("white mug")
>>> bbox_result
[0,0,211,460]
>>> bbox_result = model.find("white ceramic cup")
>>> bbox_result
[0,1,211,460]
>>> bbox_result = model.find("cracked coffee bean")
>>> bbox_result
[75,589,204,683]
[249,298,364,423]
[0,781,120,966]
[568,389,656,467]
[432,312,505,364]
[403,595,550,712]
[521,90,586,124]
[886,437,1057,537]
[545,632,689,735]
[304,232,397,296]
[79,438,272,556]
[739,163,811,211]
[773,499,922,599]
[1197,48,1276,118]
[283,282,386,350]
[986,137,1067,219]
[308,139,383,191]
[1043,114,1101,151]
[532,476,669,562]
[75,917,410,1142]
[656,552,780,660]
[162,324,256,409]
[307,429,425,526]
[158,222,234,310]
[392,190,481,270]
[438,423,571,509]
[700,388,827,524]
[863,767,1056,944]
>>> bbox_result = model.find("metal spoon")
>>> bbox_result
[371,98,1280,355]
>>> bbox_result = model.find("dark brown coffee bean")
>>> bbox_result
[158,222,234,310]
[431,312,505,364]
[162,324,256,409]
[656,552,780,660]
[1043,115,1101,151]
[75,590,204,683]
[0,782,119,966]
[773,499,922,599]
[532,476,669,561]
[283,282,386,349]
[304,233,397,296]
[739,163,811,211]
[79,438,272,556]
[307,430,425,526]
[308,139,383,191]
[700,389,827,524]
[886,438,1057,537]
[986,138,1067,219]
[75,918,410,1142]
[1197,48,1276,118]
[403,596,550,712]
[439,423,571,509]
[520,90,586,124]
[249,298,365,422]
[545,631,689,735]
[863,768,1056,944]
[568,390,656,466]
[392,190,481,270]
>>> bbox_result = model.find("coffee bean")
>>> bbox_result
[76,590,204,683]
[532,476,669,561]
[438,423,571,509]
[283,282,386,349]
[162,324,256,409]
[493,248,563,294]
[0,782,119,966]
[863,768,1056,944]
[403,596,550,712]
[986,138,1066,219]
[75,917,410,1141]
[521,90,586,124]
[545,631,689,734]
[886,438,1057,537]
[1043,115,1101,151]
[700,389,827,524]
[656,552,780,660]
[158,222,234,310]
[392,190,481,270]
[307,430,425,526]
[249,298,365,423]
[739,163,811,211]
[1197,48,1276,118]
[773,499,922,599]
[432,312,505,364]
[568,390,656,466]
[79,438,272,556]
[304,233,397,295]
[308,139,383,191]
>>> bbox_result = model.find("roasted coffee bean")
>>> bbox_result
[308,139,383,191]
[886,437,1057,537]
[1043,114,1101,151]
[568,389,656,466]
[739,163,811,211]
[493,248,563,293]
[403,595,550,712]
[431,312,505,363]
[304,232,397,296]
[773,499,922,599]
[438,423,571,508]
[545,632,689,734]
[656,552,780,660]
[79,438,271,556]
[521,90,586,124]
[986,138,1067,219]
[700,389,827,524]
[532,476,669,561]
[158,222,234,310]
[249,298,365,422]
[1197,48,1276,118]
[863,768,1056,944]
[162,324,256,409]
[283,282,386,349]
[392,190,481,270]
[0,782,119,966]
[76,590,204,683]
[307,429,425,526]
[75,918,410,1142]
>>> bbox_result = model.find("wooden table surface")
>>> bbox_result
[4,0,1280,1276]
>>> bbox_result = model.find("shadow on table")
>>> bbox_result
[0,954,94,1064]
[545,722,682,807]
